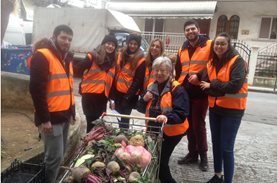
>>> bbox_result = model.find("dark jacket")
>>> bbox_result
[175,35,210,99]
[111,49,146,108]
[137,79,190,126]
[74,48,115,116]
[29,39,75,126]
[201,46,247,117]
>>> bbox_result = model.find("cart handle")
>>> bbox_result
[102,112,156,122]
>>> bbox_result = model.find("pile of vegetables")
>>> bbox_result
[62,120,159,183]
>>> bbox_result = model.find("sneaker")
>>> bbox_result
[199,154,208,171]
[206,175,224,183]
[177,153,198,165]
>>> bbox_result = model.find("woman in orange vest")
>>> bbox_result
[112,34,145,129]
[143,38,165,90]
[137,56,189,183]
[76,35,118,132]
[200,33,248,183]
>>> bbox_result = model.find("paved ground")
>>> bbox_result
[74,79,277,183]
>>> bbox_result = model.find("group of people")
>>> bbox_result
[29,19,248,183]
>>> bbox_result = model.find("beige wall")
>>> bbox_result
[133,0,277,49]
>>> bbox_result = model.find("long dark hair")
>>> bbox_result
[210,32,232,66]
[91,44,117,67]
[145,38,165,68]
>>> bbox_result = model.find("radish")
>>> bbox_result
[61,166,91,183]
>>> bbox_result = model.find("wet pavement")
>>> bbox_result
[169,120,277,183]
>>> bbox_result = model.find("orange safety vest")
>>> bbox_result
[81,53,115,98]
[207,55,248,110]
[115,53,145,93]
[143,66,155,90]
[37,48,74,112]
[146,80,189,136]
[177,40,212,84]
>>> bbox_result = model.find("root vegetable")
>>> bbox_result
[87,173,102,183]
[114,134,128,144]
[106,161,120,175]
[129,134,144,146]
[91,161,105,170]
[114,145,152,169]
[61,166,90,183]
[128,171,141,182]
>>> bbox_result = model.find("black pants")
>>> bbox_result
[82,93,107,133]
[115,103,132,129]
[159,134,183,183]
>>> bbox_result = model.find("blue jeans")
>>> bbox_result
[209,110,241,183]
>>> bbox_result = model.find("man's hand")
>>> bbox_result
[40,121,52,134]
[188,74,200,85]
[143,91,154,102]
[156,115,168,123]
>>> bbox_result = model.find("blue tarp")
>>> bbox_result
[1,46,32,75]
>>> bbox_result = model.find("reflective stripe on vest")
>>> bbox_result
[177,40,212,84]
[146,80,189,136]
[81,53,115,98]
[207,55,248,110]
[37,48,74,112]
[115,53,145,93]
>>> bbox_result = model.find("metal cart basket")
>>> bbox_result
[59,113,164,183]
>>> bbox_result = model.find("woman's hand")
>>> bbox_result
[143,91,154,102]
[156,115,168,123]
[200,81,211,90]
[188,74,200,85]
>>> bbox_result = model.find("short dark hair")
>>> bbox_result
[184,20,200,30]
[53,24,73,37]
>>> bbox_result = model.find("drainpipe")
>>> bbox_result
[248,47,259,85]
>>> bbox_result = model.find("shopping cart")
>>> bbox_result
[58,113,164,183]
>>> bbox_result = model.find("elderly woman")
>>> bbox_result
[200,32,248,183]
[138,56,190,183]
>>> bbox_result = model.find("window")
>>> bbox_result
[144,18,164,33]
[216,15,228,35]
[216,15,240,39]
[259,17,277,39]
[145,19,154,32]
[229,15,240,39]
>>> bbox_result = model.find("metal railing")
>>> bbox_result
[255,43,277,78]
[231,39,251,65]
[141,32,252,61]
[141,31,185,55]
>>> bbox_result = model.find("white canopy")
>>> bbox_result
[107,10,141,33]
[106,1,217,19]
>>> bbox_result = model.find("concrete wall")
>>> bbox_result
[210,0,277,49]
[1,72,33,110]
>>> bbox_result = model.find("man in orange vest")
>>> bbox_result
[175,20,211,171]
[29,25,75,183]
